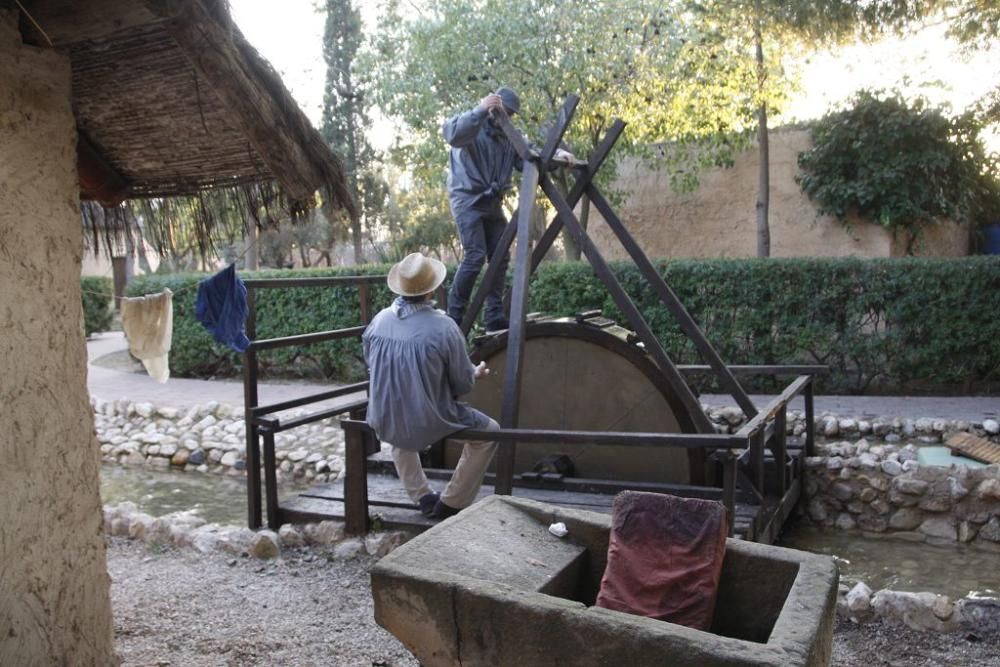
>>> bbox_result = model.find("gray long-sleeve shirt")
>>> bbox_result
[442,106,524,215]
[362,298,491,451]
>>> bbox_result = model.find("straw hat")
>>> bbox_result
[387,252,447,297]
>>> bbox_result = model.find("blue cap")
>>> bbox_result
[496,86,520,115]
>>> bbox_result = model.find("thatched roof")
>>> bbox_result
[16,0,356,218]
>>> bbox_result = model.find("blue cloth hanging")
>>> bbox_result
[195,263,251,353]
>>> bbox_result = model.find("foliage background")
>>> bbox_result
[130,257,1000,395]
[81,277,114,337]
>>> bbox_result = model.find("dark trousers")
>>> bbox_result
[448,200,510,325]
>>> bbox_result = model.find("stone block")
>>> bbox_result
[372,496,838,667]
[918,516,955,541]
[872,591,959,632]
[889,509,924,531]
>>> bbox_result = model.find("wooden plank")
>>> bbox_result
[678,365,830,377]
[268,398,369,433]
[249,325,367,351]
[774,406,788,497]
[804,380,816,457]
[251,383,369,417]
[537,173,715,434]
[262,430,280,531]
[539,96,580,166]
[243,275,384,289]
[18,0,160,46]
[359,283,372,325]
[588,185,757,418]
[496,162,541,495]
[736,375,812,439]
[242,288,261,529]
[948,432,1000,464]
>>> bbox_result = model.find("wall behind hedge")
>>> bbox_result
[130,257,1000,394]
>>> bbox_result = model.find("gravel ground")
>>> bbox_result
[109,537,1000,667]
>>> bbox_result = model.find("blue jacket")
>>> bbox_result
[442,106,524,215]
[362,298,491,451]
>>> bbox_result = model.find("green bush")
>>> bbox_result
[81,276,114,336]
[797,90,1000,243]
[136,257,1000,395]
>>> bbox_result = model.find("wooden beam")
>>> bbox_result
[76,131,130,207]
[588,185,758,418]
[495,162,540,495]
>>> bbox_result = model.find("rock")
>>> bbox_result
[931,419,948,434]
[891,477,929,495]
[958,521,979,543]
[975,478,1000,501]
[831,482,854,501]
[846,500,866,514]
[839,418,857,433]
[304,521,344,546]
[287,449,309,463]
[859,487,878,503]
[983,419,1000,435]
[128,514,154,541]
[159,442,178,458]
[826,457,844,472]
[857,515,888,532]
[220,451,239,467]
[978,517,1000,543]
[860,475,889,492]
[365,531,409,557]
[915,418,934,434]
[880,460,903,476]
[889,508,924,531]
[249,530,281,559]
[193,415,217,432]
[846,582,873,620]
[869,499,890,515]
[957,597,1000,635]
[835,513,856,530]
[949,477,970,502]
[334,538,365,559]
[872,590,960,632]
[918,516,955,540]
[188,448,206,466]
[134,402,155,418]
[278,524,305,548]
[190,529,222,554]
[807,499,828,522]
[157,407,180,419]
[171,449,190,467]
[858,453,878,470]
[823,417,840,437]
[884,433,901,444]
[858,421,872,435]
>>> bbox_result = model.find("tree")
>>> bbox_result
[362,0,764,260]
[687,1,881,257]
[321,0,377,264]
[796,90,1000,249]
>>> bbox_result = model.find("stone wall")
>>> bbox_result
[803,440,1000,549]
[0,11,115,665]
[587,129,971,260]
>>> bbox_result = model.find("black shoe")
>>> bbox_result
[485,316,509,333]
[418,492,440,518]
[431,499,462,520]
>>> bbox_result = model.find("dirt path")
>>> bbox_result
[108,537,1000,666]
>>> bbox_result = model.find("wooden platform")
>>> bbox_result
[279,464,801,543]
[948,431,1000,465]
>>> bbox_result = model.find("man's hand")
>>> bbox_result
[478,93,504,115]
[553,148,576,163]
[474,361,490,379]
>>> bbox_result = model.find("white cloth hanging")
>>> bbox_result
[120,289,173,383]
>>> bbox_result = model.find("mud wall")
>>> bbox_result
[0,11,115,664]
[587,129,970,259]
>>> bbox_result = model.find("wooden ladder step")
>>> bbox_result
[948,432,1000,465]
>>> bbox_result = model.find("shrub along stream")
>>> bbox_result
[122,256,1000,395]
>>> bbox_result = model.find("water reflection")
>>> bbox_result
[100,465,253,525]
[780,522,1000,599]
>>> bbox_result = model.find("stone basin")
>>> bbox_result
[371,495,839,667]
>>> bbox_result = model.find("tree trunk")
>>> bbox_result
[244,219,259,270]
[754,6,771,258]
[350,212,364,265]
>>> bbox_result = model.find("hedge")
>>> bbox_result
[81,276,114,336]
[130,257,1000,395]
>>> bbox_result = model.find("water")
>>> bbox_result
[100,465,252,525]
[780,523,1000,599]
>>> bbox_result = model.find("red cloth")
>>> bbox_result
[595,491,729,631]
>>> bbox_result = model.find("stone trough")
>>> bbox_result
[371,495,839,667]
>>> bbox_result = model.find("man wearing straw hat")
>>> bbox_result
[363,252,499,519]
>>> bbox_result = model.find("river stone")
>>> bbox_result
[975,478,1000,501]
[827,457,845,472]
[884,433,901,444]
[858,421,872,435]
[334,538,365,559]
[881,460,903,476]
[134,402,155,418]
[194,415,217,432]
[287,449,309,463]
[365,531,409,557]
[835,513,856,530]
[278,524,305,548]
[807,499,828,522]
[304,520,345,546]
[957,597,1000,635]
[918,516,955,540]
[859,487,878,503]
[889,508,924,531]
[978,517,1000,543]
[856,514,888,532]
[171,448,190,467]
[823,417,840,437]
[831,482,854,501]
[892,477,929,495]
[191,528,222,554]
[839,418,857,433]
[188,448,206,466]
[861,475,889,492]
[220,451,239,467]
[159,442,178,458]
[983,419,1000,435]
[915,418,934,434]
[958,521,979,543]
[846,582,873,620]
[872,591,959,632]
[249,530,281,559]
[869,499,891,515]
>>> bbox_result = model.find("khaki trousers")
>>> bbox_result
[391,419,499,509]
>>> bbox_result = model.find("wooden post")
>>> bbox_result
[262,429,279,530]
[243,287,262,529]
[775,405,787,496]
[496,162,540,495]
[752,429,766,497]
[804,378,815,458]
[358,282,371,325]
[344,426,369,535]
[722,453,736,538]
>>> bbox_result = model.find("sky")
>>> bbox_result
[229,1,1000,150]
